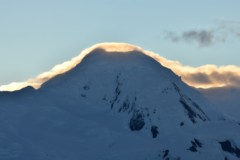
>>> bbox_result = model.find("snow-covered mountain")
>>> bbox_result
[0,46,240,160]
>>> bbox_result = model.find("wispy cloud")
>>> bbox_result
[217,20,240,38]
[165,20,240,47]
[166,30,218,47]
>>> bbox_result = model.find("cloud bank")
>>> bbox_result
[1,43,240,91]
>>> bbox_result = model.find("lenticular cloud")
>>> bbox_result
[1,43,240,91]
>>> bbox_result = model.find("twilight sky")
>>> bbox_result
[0,0,240,89]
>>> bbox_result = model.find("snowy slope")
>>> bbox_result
[0,47,240,160]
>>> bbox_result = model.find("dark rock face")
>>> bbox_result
[119,97,130,113]
[83,84,90,90]
[188,139,202,152]
[172,82,210,123]
[81,94,86,98]
[108,73,146,132]
[160,150,181,160]
[111,73,122,109]
[188,145,197,152]
[102,95,107,101]
[163,150,169,159]
[194,139,202,148]
[179,98,197,123]
[151,126,159,138]
[129,110,145,131]
[219,140,235,153]
[219,140,240,158]
[191,102,209,121]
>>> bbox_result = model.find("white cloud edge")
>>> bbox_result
[1,42,240,91]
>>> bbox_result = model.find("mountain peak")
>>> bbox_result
[1,45,240,160]
[39,47,224,128]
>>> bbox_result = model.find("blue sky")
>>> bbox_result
[0,0,240,86]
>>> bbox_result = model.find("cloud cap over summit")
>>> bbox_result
[1,43,240,91]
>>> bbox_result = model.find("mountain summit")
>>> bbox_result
[0,45,240,160]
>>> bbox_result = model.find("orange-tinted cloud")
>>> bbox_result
[0,82,29,92]
[1,43,240,91]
